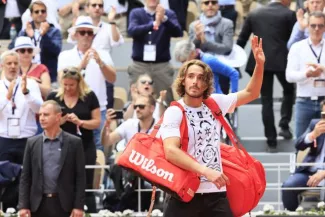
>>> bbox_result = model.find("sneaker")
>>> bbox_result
[279,128,293,140]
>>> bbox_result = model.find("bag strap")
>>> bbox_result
[203,97,251,162]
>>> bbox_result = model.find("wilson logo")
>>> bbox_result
[129,150,174,182]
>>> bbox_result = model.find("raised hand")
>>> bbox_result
[40,22,50,36]
[296,9,307,31]
[26,22,34,38]
[7,79,16,100]
[105,109,116,127]
[154,4,165,30]
[251,35,265,65]
[21,74,28,93]
[108,6,116,22]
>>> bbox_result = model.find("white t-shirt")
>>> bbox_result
[58,46,114,111]
[115,118,158,151]
[159,93,237,193]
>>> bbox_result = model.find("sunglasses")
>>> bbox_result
[202,0,218,5]
[133,104,146,110]
[140,80,154,85]
[17,48,33,54]
[310,24,325,29]
[63,69,78,76]
[33,9,46,14]
[90,3,103,8]
[77,30,94,36]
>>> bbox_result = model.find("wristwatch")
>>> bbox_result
[23,89,30,95]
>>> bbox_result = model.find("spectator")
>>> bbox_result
[18,100,85,217]
[12,36,51,98]
[47,67,101,213]
[161,0,189,32]
[58,0,78,38]
[58,15,116,151]
[101,94,157,211]
[237,0,296,151]
[218,0,238,31]
[174,40,239,94]
[0,0,31,39]
[0,50,43,165]
[128,0,183,105]
[286,11,325,138]
[287,0,325,49]
[9,0,62,83]
[189,0,234,94]
[124,74,167,120]
[282,101,325,211]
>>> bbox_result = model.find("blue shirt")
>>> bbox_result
[199,51,239,94]
[128,8,183,63]
[287,21,325,50]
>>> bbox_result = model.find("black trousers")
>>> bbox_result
[163,192,234,217]
[0,17,22,39]
[84,144,97,213]
[32,197,70,217]
[261,70,295,143]
[0,137,27,164]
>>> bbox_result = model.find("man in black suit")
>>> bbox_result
[0,0,31,39]
[18,100,85,217]
[282,101,325,211]
[237,0,297,151]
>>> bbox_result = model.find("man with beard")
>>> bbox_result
[159,36,264,217]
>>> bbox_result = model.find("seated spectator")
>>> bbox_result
[128,0,183,105]
[101,94,157,211]
[189,0,234,94]
[0,0,30,39]
[282,101,325,211]
[124,74,167,120]
[8,0,62,83]
[47,66,101,213]
[287,0,325,49]
[174,40,239,94]
[0,50,43,165]
[58,15,116,151]
[12,36,51,98]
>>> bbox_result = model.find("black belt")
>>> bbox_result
[297,96,325,101]
[43,193,58,198]
[219,5,235,10]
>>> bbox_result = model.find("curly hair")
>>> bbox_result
[174,60,215,99]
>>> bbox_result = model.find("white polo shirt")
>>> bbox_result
[0,77,43,138]
[58,46,114,111]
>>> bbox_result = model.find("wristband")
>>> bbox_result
[108,21,116,25]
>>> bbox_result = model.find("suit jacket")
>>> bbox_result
[0,0,31,33]
[18,131,86,213]
[237,2,296,74]
[295,119,325,173]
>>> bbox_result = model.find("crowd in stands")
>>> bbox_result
[2,0,325,214]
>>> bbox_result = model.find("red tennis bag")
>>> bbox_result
[204,98,266,217]
[117,102,200,202]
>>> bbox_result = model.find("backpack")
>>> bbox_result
[118,97,266,216]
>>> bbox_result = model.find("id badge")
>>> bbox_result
[143,44,156,61]
[314,79,325,88]
[8,118,20,138]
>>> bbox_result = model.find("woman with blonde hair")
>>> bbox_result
[47,66,100,213]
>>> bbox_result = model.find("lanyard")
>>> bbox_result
[20,63,33,75]
[138,118,155,134]
[4,82,19,115]
[309,43,323,64]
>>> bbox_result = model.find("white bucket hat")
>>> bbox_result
[68,16,99,34]
[12,36,40,55]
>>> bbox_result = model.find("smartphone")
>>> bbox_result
[322,112,325,119]
[113,110,124,119]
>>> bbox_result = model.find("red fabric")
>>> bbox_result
[27,64,49,79]
[203,97,266,217]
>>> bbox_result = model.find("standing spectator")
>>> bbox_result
[47,67,100,213]
[58,16,116,151]
[218,0,238,30]
[189,0,234,94]
[0,0,31,39]
[58,0,78,38]
[161,0,189,32]
[287,0,325,49]
[9,0,62,83]
[128,0,183,104]
[0,50,43,165]
[237,0,296,151]
[286,12,325,138]
[18,100,85,217]
[12,36,51,98]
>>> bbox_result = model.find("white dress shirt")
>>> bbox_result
[0,77,43,138]
[103,0,128,14]
[58,46,114,111]
[286,38,325,97]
